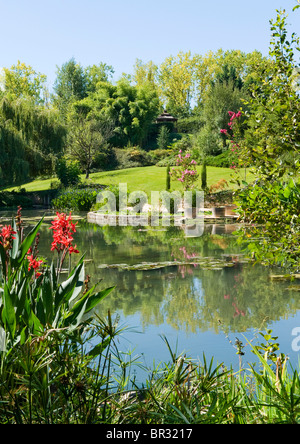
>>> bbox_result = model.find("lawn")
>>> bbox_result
[4,165,255,196]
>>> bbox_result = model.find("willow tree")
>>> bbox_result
[0,98,66,179]
[0,120,29,185]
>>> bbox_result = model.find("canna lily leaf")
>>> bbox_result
[11,216,44,269]
[54,257,84,311]
[2,285,16,340]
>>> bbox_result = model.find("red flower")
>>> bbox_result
[27,249,44,277]
[0,225,17,251]
[49,212,79,255]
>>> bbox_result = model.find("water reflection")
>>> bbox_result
[2,210,300,367]
[7,210,298,338]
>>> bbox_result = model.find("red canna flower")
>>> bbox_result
[0,225,17,251]
[27,248,44,278]
[49,212,79,255]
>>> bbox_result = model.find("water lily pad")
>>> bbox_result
[97,255,241,272]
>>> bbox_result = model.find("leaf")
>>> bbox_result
[0,243,7,280]
[40,274,54,325]
[64,286,115,329]
[84,286,115,314]
[87,338,111,358]
[10,217,19,261]
[2,285,16,340]
[28,311,44,336]
[11,216,44,269]
[54,257,84,311]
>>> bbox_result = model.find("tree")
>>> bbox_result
[133,59,159,89]
[234,8,300,269]
[240,10,300,181]
[75,77,160,148]
[157,125,170,150]
[53,58,87,118]
[0,97,66,177]
[0,120,29,185]
[158,51,198,117]
[2,61,47,105]
[85,62,114,94]
[193,49,267,109]
[66,114,114,179]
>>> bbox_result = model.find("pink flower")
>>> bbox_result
[220,129,227,134]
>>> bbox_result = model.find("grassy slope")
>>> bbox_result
[4,165,254,196]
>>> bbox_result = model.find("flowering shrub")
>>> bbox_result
[169,150,199,190]
[220,110,242,171]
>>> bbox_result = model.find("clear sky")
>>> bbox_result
[0,0,299,90]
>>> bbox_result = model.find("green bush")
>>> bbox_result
[205,151,232,168]
[160,190,182,214]
[91,184,129,212]
[113,147,154,169]
[52,188,99,211]
[176,115,203,134]
[0,191,33,208]
[56,158,81,187]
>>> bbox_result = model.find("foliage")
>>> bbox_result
[0,208,114,352]
[55,157,81,188]
[0,97,66,179]
[52,188,99,212]
[205,151,232,168]
[2,61,47,105]
[76,77,160,148]
[65,113,114,179]
[0,191,33,209]
[238,10,300,181]
[201,160,207,191]
[235,179,300,268]
[158,51,199,117]
[52,58,88,117]
[112,147,154,169]
[169,151,199,191]
[166,165,171,191]
[0,119,29,185]
[233,8,300,269]
[156,125,170,151]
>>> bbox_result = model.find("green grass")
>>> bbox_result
[4,166,255,196]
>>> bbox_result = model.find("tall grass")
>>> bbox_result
[1,312,300,423]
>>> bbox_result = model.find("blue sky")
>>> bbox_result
[0,0,299,90]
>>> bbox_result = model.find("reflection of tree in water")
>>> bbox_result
[22,216,300,336]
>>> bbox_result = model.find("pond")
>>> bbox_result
[2,209,300,379]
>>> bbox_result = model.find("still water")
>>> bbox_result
[2,209,300,375]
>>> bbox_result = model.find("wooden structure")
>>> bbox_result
[156,110,178,131]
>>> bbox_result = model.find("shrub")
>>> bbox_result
[0,191,33,208]
[160,190,182,214]
[52,188,98,211]
[56,158,81,187]
[91,184,129,212]
[201,160,207,191]
[205,150,232,168]
[113,147,154,169]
